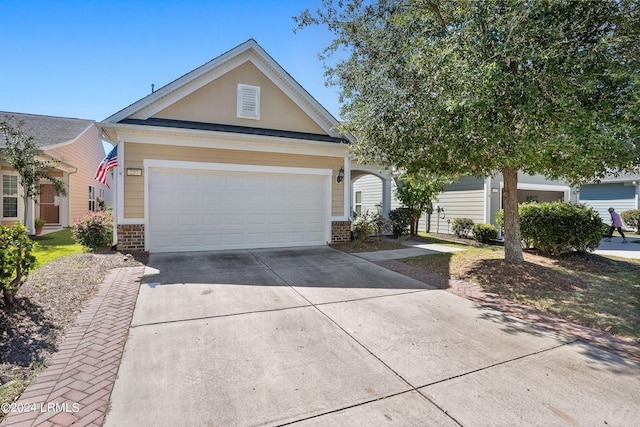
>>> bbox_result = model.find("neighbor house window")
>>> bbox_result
[88,185,95,211]
[237,84,260,119]
[354,191,362,216]
[2,175,18,218]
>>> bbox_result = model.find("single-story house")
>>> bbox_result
[97,39,352,253]
[352,171,577,234]
[1,112,111,233]
[578,172,640,227]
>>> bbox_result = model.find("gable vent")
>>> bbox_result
[237,84,260,120]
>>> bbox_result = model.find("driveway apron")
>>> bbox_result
[105,246,640,426]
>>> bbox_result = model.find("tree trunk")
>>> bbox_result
[3,288,14,306]
[502,167,524,264]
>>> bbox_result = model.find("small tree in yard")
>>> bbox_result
[296,1,640,264]
[0,119,66,227]
[0,224,36,307]
[395,173,449,235]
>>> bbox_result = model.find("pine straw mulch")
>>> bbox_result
[0,252,146,388]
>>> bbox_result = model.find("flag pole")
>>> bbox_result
[112,140,120,249]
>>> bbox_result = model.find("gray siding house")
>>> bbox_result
[352,171,575,234]
[578,172,640,228]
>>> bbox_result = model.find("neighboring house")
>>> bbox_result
[352,171,576,234]
[0,112,110,233]
[578,172,640,228]
[97,39,351,253]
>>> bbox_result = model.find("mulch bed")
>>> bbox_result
[0,252,145,387]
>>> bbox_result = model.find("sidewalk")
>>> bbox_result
[594,236,640,259]
[0,266,144,427]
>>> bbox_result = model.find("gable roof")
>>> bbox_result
[102,39,345,139]
[0,111,94,149]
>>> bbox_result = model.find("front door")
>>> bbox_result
[39,184,59,224]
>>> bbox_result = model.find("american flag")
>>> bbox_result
[94,146,117,188]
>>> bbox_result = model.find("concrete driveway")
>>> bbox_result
[105,247,640,426]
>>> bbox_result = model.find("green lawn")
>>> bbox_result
[32,228,85,266]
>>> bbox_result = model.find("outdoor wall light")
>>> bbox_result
[336,167,345,184]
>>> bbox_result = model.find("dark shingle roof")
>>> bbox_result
[119,118,350,144]
[0,111,94,149]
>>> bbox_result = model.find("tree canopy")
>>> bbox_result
[296,0,640,263]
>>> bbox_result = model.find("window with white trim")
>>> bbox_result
[237,84,260,119]
[354,191,362,216]
[88,185,95,212]
[2,175,18,218]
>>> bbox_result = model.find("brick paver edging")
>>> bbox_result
[1,266,145,427]
[376,259,640,365]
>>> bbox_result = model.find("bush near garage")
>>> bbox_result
[621,209,640,233]
[471,223,499,243]
[71,211,113,250]
[389,207,411,236]
[452,217,474,238]
[498,202,603,256]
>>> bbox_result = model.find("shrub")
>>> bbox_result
[472,223,498,243]
[389,208,411,236]
[0,224,36,306]
[518,202,603,256]
[452,217,474,238]
[369,210,390,236]
[71,211,113,250]
[352,214,375,244]
[621,209,640,233]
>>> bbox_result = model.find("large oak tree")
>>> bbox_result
[296,0,640,263]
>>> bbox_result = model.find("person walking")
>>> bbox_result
[605,207,627,243]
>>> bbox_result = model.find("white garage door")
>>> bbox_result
[148,167,330,252]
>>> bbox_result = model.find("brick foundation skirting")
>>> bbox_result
[117,224,145,251]
[331,220,352,244]
[117,222,351,250]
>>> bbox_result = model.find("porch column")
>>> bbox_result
[26,196,35,234]
[382,178,392,219]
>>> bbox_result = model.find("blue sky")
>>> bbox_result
[0,0,341,122]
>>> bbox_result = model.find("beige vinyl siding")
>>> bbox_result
[124,142,344,218]
[47,126,110,222]
[153,61,326,135]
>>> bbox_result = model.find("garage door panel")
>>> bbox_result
[178,214,199,226]
[202,196,223,208]
[148,168,329,252]
[246,193,266,205]
[246,213,266,225]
